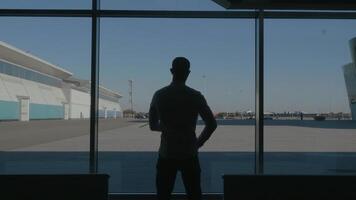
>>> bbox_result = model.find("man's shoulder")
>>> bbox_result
[184,85,202,96]
[152,86,172,101]
[154,86,170,96]
[153,85,203,100]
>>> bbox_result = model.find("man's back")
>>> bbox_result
[154,83,203,132]
[150,83,209,158]
[150,57,217,200]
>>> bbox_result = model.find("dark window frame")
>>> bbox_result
[1,0,356,197]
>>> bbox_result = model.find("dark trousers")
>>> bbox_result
[156,156,202,200]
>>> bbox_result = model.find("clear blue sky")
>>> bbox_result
[0,1,355,113]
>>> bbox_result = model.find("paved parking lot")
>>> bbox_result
[2,119,356,152]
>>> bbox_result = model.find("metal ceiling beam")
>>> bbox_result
[213,0,356,10]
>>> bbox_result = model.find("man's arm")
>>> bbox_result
[197,94,217,148]
[149,94,161,132]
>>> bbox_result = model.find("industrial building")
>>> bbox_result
[0,41,122,121]
[343,37,356,120]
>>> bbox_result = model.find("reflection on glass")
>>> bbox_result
[265,20,356,175]
[98,18,255,193]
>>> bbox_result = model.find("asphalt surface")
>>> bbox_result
[3,120,355,152]
[0,118,134,151]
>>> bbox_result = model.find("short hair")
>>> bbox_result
[171,57,190,74]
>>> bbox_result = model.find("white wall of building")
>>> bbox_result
[0,73,29,101]
[0,74,15,102]
[69,89,90,119]
[0,72,122,120]
[0,72,66,105]
[68,88,122,119]
[99,98,122,113]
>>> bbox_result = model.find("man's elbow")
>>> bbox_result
[148,120,154,131]
[149,123,160,132]
[149,123,156,131]
[212,120,218,131]
[208,119,217,132]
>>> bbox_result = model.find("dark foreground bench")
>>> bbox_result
[0,174,109,200]
[224,175,356,200]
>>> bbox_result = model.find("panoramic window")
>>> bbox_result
[264,19,356,174]
[98,18,255,193]
[2,1,356,197]
[0,17,91,174]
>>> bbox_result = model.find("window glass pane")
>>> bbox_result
[101,0,225,11]
[0,0,90,9]
[265,19,356,174]
[99,18,255,193]
[0,17,91,174]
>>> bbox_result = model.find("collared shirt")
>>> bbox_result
[149,82,215,159]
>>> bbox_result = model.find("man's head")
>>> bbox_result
[171,57,190,82]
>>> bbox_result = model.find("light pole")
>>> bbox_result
[129,79,133,118]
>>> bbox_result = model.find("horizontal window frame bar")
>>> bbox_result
[0,9,92,17]
[99,10,256,18]
[264,11,356,19]
[109,193,222,200]
[1,9,356,19]
[213,0,356,10]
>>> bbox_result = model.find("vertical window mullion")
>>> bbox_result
[89,0,100,174]
[255,9,264,175]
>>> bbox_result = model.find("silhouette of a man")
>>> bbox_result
[149,57,217,200]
